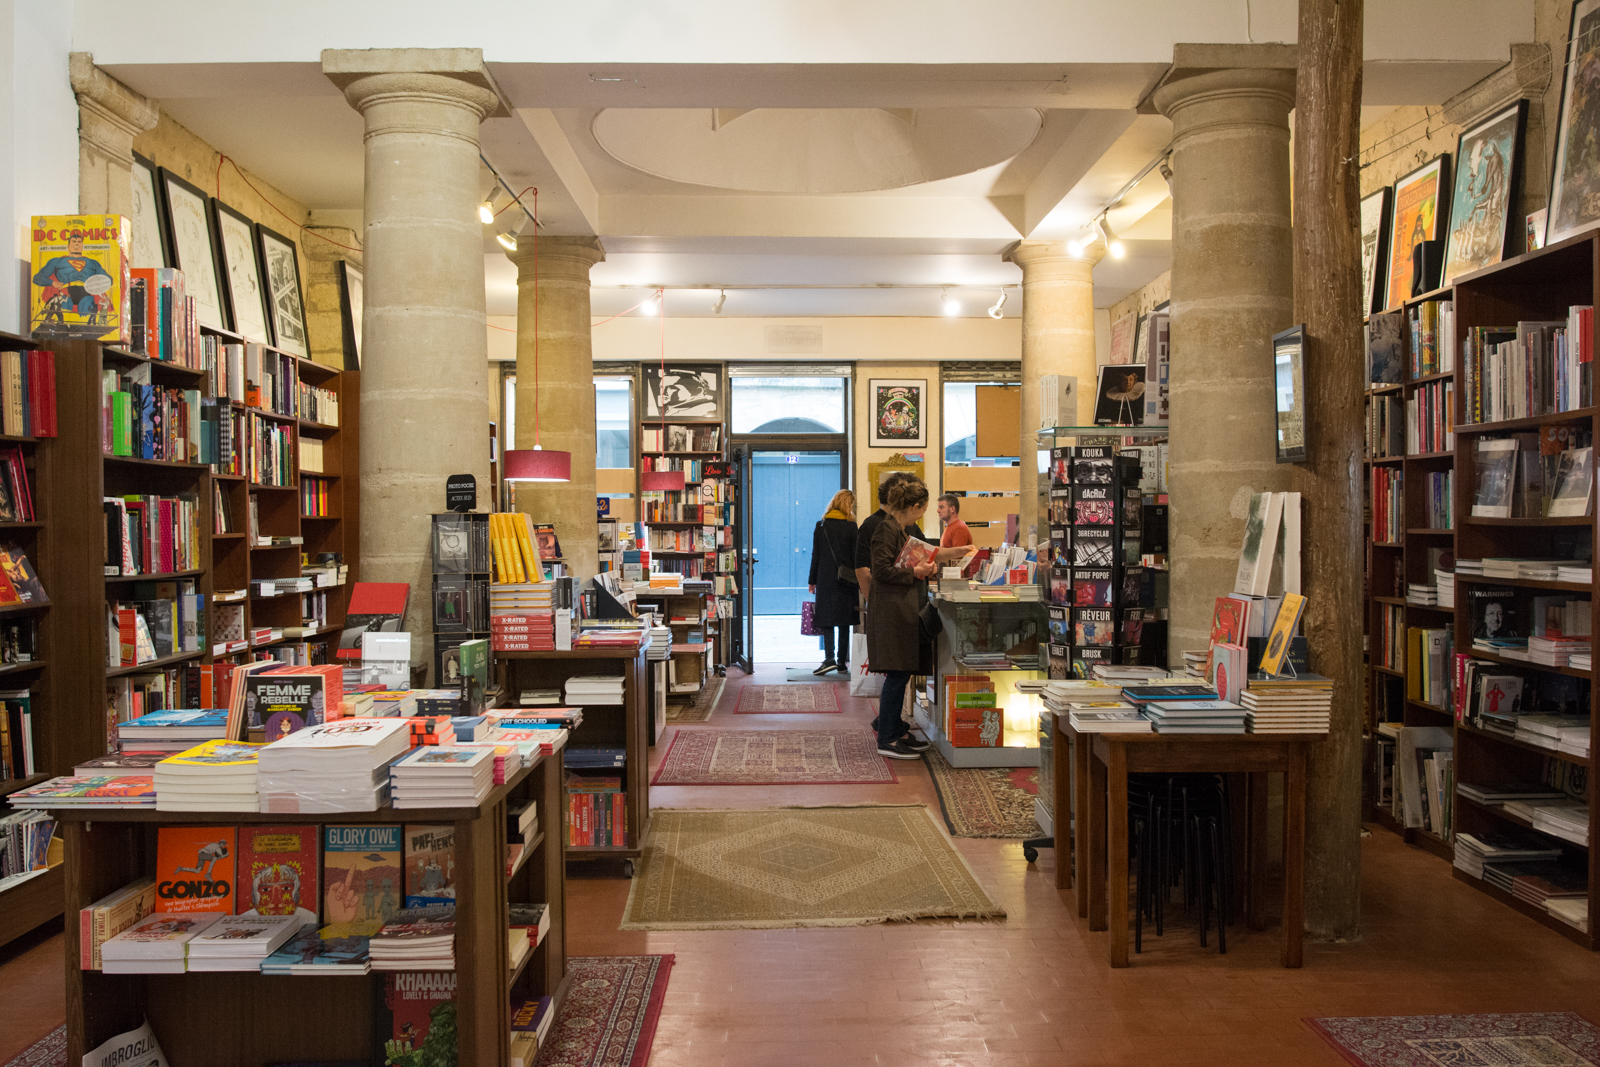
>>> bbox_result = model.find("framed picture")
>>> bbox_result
[338,260,364,370]
[1385,155,1450,310]
[129,153,168,270]
[211,201,271,344]
[1108,312,1135,365]
[1549,0,1600,247]
[1443,100,1527,286]
[868,378,927,447]
[1359,187,1391,315]
[157,167,228,331]
[642,364,722,419]
[1272,324,1307,464]
[256,224,309,358]
[1131,312,1151,369]
[1093,365,1146,426]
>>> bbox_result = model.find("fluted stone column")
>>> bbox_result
[1006,240,1103,539]
[324,49,509,674]
[68,53,158,216]
[1153,51,1298,662]
[506,236,605,578]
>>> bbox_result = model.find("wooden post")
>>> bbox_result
[1292,0,1365,940]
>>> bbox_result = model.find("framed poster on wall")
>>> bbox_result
[157,167,228,331]
[1359,187,1391,315]
[867,378,926,448]
[1385,155,1450,310]
[1442,99,1527,285]
[257,224,309,358]
[642,364,722,419]
[1548,0,1600,246]
[129,153,168,270]
[211,201,271,345]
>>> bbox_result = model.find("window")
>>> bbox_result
[731,377,847,434]
[500,372,634,469]
[942,382,1019,466]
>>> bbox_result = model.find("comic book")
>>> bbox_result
[403,824,457,908]
[29,215,131,342]
[323,825,402,926]
[376,971,458,1067]
[153,826,238,915]
[238,825,320,923]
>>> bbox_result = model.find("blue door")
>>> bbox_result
[751,451,841,615]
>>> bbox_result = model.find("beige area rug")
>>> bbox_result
[620,805,1007,930]
[664,675,726,724]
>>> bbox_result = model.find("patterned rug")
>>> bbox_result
[650,729,895,785]
[621,806,1007,930]
[924,749,1044,839]
[0,1027,64,1067]
[664,675,725,724]
[534,955,673,1067]
[1306,1012,1600,1067]
[735,683,842,714]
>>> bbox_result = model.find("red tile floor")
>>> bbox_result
[4,661,1596,1066]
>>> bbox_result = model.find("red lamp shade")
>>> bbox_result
[503,448,571,483]
[640,469,687,492]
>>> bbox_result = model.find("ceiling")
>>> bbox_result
[86,1,1531,319]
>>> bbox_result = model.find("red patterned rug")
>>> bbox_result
[535,955,673,1067]
[651,729,897,785]
[1306,1012,1600,1066]
[1,1026,63,1067]
[734,684,842,714]
[924,749,1042,838]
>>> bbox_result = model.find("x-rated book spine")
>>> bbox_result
[154,826,237,914]
[324,825,402,927]
[238,825,319,922]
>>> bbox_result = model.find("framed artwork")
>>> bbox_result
[157,168,227,331]
[1385,155,1450,310]
[642,364,722,419]
[211,201,271,344]
[129,153,168,270]
[1549,0,1600,247]
[1131,312,1152,369]
[256,224,309,358]
[1359,187,1391,315]
[1443,99,1527,286]
[1272,324,1307,464]
[1093,365,1146,426]
[868,378,927,447]
[339,260,364,370]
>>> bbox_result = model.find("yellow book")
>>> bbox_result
[1258,593,1308,677]
[511,514,541,582]
[492,514,521,584]
[158,739,266,768]
[488,515,508,583]
[29,214,131,342]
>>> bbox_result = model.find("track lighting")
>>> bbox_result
[987,289,1008,320]
[942,290,960,316]
[1097,215,1125,259]
[640,292,659,315]
[495,228,518,252]
[479,191,501,225]
[712,289,727,314]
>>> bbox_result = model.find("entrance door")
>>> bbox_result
[733,445,754,674]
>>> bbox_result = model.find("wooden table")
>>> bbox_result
[1051,712,1318,968]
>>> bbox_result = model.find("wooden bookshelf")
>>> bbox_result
[57,746,568,1066]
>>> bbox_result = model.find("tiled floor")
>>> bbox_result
[5,662,1596,1066]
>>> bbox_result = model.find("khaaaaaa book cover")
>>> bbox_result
[378,971,457,1067]
[324,825,402,926]
[239,825,319,923]
[29,215,131,342]
[153,826,237,914]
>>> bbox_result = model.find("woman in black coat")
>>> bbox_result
[866,477,937,759]
[806,489,859,675]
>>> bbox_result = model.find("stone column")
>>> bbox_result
[506,236,605,578]
[1006,240,1103,539]
[300,225,363,370]
[324,49,509,674]
[68,53,158,216]
[1153,48,1298,661]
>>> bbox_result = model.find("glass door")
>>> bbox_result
[733,444,754,674]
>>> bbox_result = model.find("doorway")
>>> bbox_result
[741,444,846,664]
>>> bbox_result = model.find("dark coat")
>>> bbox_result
[865,518,931,674]
[806,517,859,628]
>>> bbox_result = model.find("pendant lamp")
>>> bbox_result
[641,468,686,491]
[506,190,570,484]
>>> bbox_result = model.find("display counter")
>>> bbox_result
[913,593,1047,768]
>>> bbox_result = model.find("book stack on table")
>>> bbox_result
[389,746,495,809]
[116,708,229,753]
[1142,699,1247,734]
[369,904,455,971]
[1066,702,1151,733]
[260,921,379,975]
[257,717,412,814]
[1240,675,1333,734]
[153,739,264,812]
[101,911,221,974]
[186,914,307,971]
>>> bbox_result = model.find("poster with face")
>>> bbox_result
[1386,156,1450,310]
[1443,101,1526,286]
[213,202,270,344]
[642,365,722,419]
[1549,0,1600,246]
[869,379,926,447]
[1359,188,1391,315]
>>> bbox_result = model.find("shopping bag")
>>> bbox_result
[800,600,821,636]
[848,634,884,697]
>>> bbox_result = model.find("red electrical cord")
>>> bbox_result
[532,190,541,448]
[214,155,364,253]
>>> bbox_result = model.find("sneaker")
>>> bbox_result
[900,736,931,752]
[812,661,838,676]
[831,663,850,676]
[877,739,922,760]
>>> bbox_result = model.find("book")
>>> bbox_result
[377,972,457,1066]
[6,774,156,808]
[260,920,380,975]
[29,214,131,342]
[1206,596,1249,680]
[82,1022,167,1067]
[101,911,220,972]
[154,826,238,915]
[238,825,320,923]
[1258,593,1307,677]
[1471,438,1518,517]
[79,876,157,970]
[1547,446,1595,517]
[323,825,403,926]
[1234,492,1284,597]
[186,914,306,969]
[338,582,410,661]
[403,824,457,907]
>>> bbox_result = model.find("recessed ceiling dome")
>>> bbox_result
[592,107,1041,193]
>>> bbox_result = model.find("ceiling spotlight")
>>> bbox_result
[712,289,727,314]
[495,228,518,252]
[639,292,659,316]
[479,191,502,225]
[987,289,1008,320]
[1097,215,1125,259]
[942,290,961,316]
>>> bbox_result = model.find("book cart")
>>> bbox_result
[57,746,568,1065]
[495,648,650,875]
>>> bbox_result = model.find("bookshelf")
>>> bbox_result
[57,745,568,1066]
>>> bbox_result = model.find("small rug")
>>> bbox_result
[1306,1012,1600,1067]
[621,806,1007,930]
[925,749,1044,839]
[651,729,895,785]
[664,675,725,724]
[735,684,841,714]
[1,1027,64,1067]
[535,954,673,1067]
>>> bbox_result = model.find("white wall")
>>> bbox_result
[0,0,79,335]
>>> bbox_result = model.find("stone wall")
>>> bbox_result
[1104,270,1172,360]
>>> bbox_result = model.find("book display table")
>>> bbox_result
[1054,713,1322,968]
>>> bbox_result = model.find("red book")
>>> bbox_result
[237,825,319,922]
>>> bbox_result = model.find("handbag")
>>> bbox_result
[819,521,858,587]
[800,600,821,636]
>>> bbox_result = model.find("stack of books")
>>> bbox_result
[116,708,229,753]
[574,626,645,650]
[959,651,1010,669]
[369,690,418,718]
[510,993,557,1067]
[1240,675,1333,734]
[1547,897,1590,933]
[1435,569,1455,609]
[260,921,378,974]
[1181,650,1208,677]
[1558,563,1593,584]
[1143,699,1247,734]
[1455,558,1484,576]
[369,905,455,971]
[1482,558,1563,580]
[1406,582,1438,606]
[1066,702,1151,733]
[1452,829,1562,880]
[1456,781,1565,808]
[646,623,671,661]
[1513,715,1592,759]
[412,690,464,717]
[519,688,563,707]
[408,716,458,747]
[1508,862,1588,914]
[1516,800,1590,846]
[101,911,221,973]
[186,915,307,971]
[492,609,556,652]
[389,746,495,809]
[1527,634,1590,667]
[1573,650,1594,671]
[154,740,264,812]
[8,774,156,809]
[564,675,624,706]
[257,718,413,813]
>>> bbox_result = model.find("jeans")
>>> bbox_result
[822,625,850,666]
[877,670,912,746]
